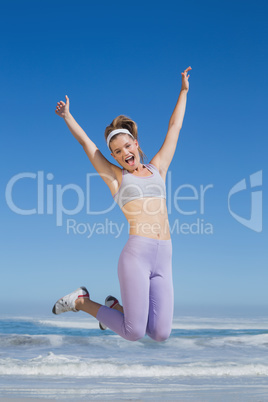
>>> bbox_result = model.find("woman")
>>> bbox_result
[52,66,191,342]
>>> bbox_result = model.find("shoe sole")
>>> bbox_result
[99,322,106,330]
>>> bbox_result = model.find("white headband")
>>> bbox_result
[107,129,134,149]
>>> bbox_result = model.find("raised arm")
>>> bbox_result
[55,95,118,186]
[150,66,192,178]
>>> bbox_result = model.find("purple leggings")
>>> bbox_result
[96,234,173,342]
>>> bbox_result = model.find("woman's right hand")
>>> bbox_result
[55,95,70,119]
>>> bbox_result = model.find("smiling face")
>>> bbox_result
[110,134,140,169]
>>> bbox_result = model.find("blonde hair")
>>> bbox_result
[104,115,147,164]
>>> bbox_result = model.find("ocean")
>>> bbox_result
[0,308,268,401]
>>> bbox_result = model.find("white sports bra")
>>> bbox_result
[113,163,166,209]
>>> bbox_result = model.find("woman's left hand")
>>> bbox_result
[181,66,192,92]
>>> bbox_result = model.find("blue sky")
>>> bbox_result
[1,0,267,315]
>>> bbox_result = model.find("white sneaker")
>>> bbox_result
[52,287,89,315]
[99,295,119,331]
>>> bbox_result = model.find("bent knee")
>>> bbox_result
[150,328,172,342]
[124,328,145,342]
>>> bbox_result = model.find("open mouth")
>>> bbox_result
[125,155,135,166]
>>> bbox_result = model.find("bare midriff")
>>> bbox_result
[121,197,171,240]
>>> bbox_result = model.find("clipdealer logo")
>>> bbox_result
[4,171,214,236]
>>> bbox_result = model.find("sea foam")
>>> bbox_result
[0,353,268,378]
